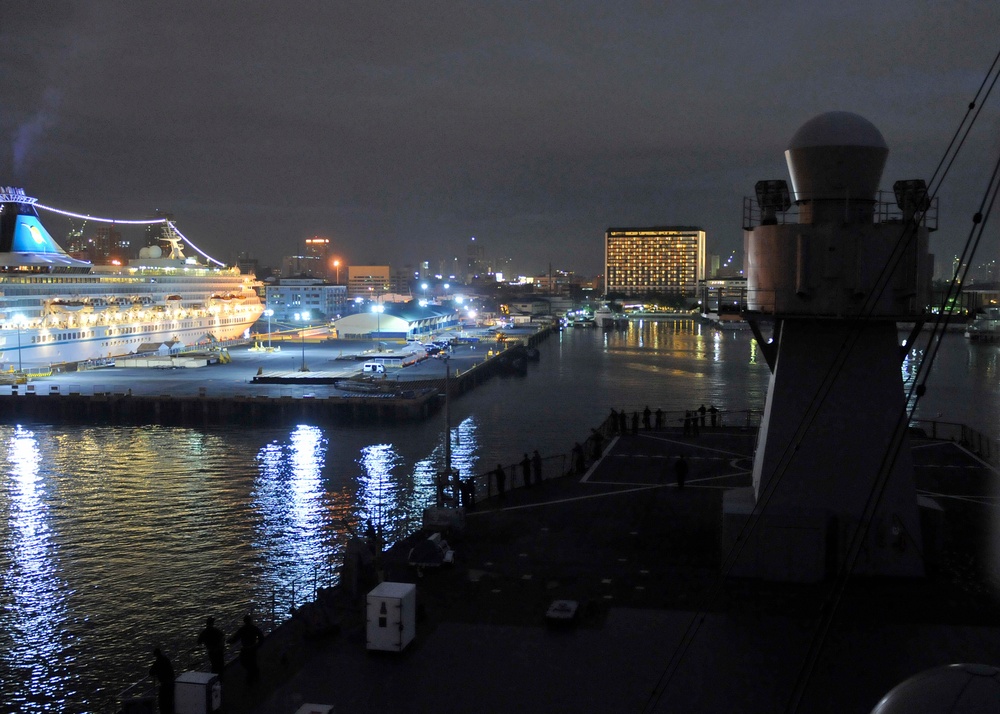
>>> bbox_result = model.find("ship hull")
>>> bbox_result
[0,271,263,369]
[0,314,257,368]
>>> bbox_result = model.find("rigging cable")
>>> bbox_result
[785,140,1000,714]
[782,53,1000,713]
[642,44,1000,714]
[33,204,226,267]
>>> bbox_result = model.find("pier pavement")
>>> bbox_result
[206,424,1000,714]
[11,337,499,399]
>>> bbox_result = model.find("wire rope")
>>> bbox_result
[33,203,226,267]
[642,44,1000,714]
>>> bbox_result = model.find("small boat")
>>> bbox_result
[965,307,1000,342]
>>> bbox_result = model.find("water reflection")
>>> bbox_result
[355,443,403,544]
[410,416,481,502]
[253,425,335,587]
[1,427,68,711]
[0,325,991,713]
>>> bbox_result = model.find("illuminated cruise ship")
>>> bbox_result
[0,187,263,369]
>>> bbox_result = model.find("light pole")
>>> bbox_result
[297,310,311,371]
[371,303,384,351]
[264,309,274,350]
[12,314,24,373]
[333,259,340,285]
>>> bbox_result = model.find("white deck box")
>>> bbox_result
[366,581,416,652]
[174,671,221,714]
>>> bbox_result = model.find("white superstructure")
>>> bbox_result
[0,188,263,369]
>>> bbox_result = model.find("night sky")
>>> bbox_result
[2,2,998,278]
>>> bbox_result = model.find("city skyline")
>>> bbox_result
[3,4,999,276]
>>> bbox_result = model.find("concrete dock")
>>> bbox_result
[0,329,546,426]
[198,423,1000,714]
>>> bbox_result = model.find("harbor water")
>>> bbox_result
[0,319,996,713]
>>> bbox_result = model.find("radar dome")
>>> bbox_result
[871,664,1000,714]
[139,247,149,258]
[785,111,888,204]
[148,245,162,258]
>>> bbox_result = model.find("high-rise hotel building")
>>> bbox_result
[604,226,707,297]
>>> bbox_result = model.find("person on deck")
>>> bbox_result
[149,648,175,714]
[493,463,506,499]
[228,614,264,684]
[197,616,226,675]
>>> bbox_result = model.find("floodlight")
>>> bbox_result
[893,179,930,214]
[755,180,791,225]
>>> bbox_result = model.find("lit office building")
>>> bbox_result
[604,226,707,297]
[347,265,391,299]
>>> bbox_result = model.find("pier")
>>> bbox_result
[0,326,556,427]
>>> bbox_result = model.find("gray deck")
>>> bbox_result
[206,426,1000,714]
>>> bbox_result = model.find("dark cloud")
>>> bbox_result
[2,2,998,276]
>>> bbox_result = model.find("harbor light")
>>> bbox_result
[371,303,385,350]
[263,308,274,350]
[296,311,310,371]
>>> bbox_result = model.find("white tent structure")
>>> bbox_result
[333,303,458,340]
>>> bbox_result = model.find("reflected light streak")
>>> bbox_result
[356,444,404,546]
[2,426,68,707]
[410,416,480,506]
[253,425,329,585]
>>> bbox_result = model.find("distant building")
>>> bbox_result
[263,278,348,322]
[466,237,486,281]
[304,236,332,279]
[67,224,130,265]
[531,270,584,296]
[506,298,552,317]
[280,236,334,281]
[236,251,259,277]
[698,276,748,314]
[348,265,391,299]
[604,226,707,297]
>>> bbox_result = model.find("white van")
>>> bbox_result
[362,362,386,375]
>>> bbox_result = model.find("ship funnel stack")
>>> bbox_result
[725,112,934,582]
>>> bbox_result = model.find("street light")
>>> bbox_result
[333,259,340,285]
[297,310,311,371]
[421,282,428,301]
[371,303,384,352]
[263,308,274,350]
[11,313,24,373]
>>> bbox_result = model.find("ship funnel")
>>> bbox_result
[785,111,888,224]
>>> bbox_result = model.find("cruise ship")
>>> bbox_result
[0,187,263,369]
